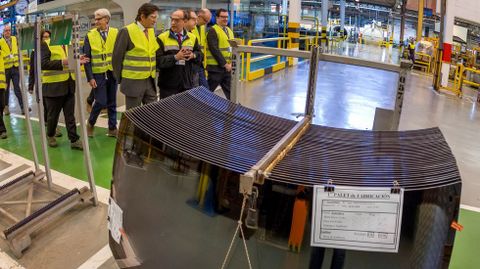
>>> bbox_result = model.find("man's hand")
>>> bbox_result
[175,50,187,61]
[62,55,90,66]
[89,79,97,89]
[224,63,232,72]
[184,49,194,60]
[80,55,90,65]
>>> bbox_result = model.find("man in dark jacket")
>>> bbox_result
[156,9,202,99]
[41,39,88,149]
[28,30,62,138]
[206,9,234,100]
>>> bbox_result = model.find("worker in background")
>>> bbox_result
[0,25,27,115]
[83,8,119,138]
[206,9,234,100]
[41,32,89,149]
[112,3,160,110]
[28,30,62,138]
[409,38,416,63]
[157,9,202,99]
[0,41,7,139]
[184,9,205,89]
[192,8,211,89]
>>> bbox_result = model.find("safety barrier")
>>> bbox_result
[413,52,432,73]
[246,37,289,81]
[441,63,480,97]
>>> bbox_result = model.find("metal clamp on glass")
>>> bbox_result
[324,179,335,192]
[245,186,259,230]
[391,180,401,194]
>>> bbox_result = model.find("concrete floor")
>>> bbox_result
[0,44,479,268]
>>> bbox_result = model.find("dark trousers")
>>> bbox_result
[409,48,415,63]
[198,65,209,90]
[5,67,23,109]
[87,89,94,105]
[208,70,231,100]
[88,71,117,130]
[44,83,79,142]
[0,89,6,133]
[159,87,183,99]
[309,248,346,269]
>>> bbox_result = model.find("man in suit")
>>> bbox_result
[112,3,160,109]
[206,9,234,100]
[156,9,202,99]
[83,8,118,137]
[41,35,88,149]
[186,8,211,89]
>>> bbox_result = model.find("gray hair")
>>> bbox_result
[94,8,111,21]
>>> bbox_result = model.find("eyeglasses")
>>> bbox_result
[94,16,106,21]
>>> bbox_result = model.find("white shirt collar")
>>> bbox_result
[136,21,146,32]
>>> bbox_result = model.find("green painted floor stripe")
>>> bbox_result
[0,116,479,267]
[449,208,480,269]
[0,116,115,189]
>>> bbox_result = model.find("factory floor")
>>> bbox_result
[0,44,479,268]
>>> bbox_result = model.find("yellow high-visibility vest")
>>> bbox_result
[206,24,234,66]
[0,36,19,69]
[0,54,6,89]
[87,27,118,74]
[191,25,206,50]
[42,43,75,84]
[122,23,159,80]
[157,30,197,52]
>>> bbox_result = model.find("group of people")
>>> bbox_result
[0,3,235,150]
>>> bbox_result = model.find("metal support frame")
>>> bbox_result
[230,41,404,105]
[0,13,100,258]
[17,25,40,173]
[392,60,412,130]
[416,0,424,42]
[34,16,54,187]
[230,43,410,190]
[71,13,98,205]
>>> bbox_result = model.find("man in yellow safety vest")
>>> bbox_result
[0,25,27,115]
[40,33,89,149]
[0,45,7,139]
[156,9,202,98]
[83,8,119,138]
[187,8,211,89]
[206,8,234,100]
[112,3,160,109]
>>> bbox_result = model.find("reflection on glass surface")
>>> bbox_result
[109,115,461,269]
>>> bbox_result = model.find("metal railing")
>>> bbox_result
[245,37,289,81]
[413,52,432,73]
[229,40,411,131]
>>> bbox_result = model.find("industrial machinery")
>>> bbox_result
[108,47,461,269]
